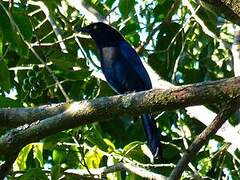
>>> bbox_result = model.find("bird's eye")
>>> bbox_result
[93,25,97,30]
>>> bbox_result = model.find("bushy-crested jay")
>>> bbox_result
[76,22,161,157]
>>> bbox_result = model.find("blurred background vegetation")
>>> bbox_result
[0,0,239,179]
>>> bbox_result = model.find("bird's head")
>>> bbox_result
[75,22,124,47]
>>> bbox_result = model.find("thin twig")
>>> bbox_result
[65,162,167,180]
[136,0,180,54]
[184,0,230,48]
[0,2,70,102]
[28,0,68,53]
[169,100,240,180]
[72,136,94,178]
[74,34,100,69]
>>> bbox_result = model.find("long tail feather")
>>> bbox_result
[141,114,162,158]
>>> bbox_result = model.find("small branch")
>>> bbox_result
[136,0,180,54]
[136,24,161,54]
[0,2,70,102]
[184,0,230,48]
[169,100,240,180]
[164,0,180,22]
[232,26,240,77]
[196,0,240,25]
[220,0,240,18]
[65,162,166,180]
[66,0,105,22]
[184,0,217,39]
[232,26,240,122]
[8,0,13,12]
[74,34,100,70]
[31,34,75,47]
[28,1,68,53]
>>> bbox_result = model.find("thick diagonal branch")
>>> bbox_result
[169,100,240,180]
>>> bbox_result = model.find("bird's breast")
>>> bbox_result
[101,47,118,61]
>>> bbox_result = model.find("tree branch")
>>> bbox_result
[0,77,240,128]
[0,103,66,127]
[28,1,68,53]
[195,0,240,25]
[0,77,240,156]
[169,100,240,179]
[0,76,239,126]
[65,162,166,180]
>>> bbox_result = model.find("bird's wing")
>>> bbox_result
[119,40,152,89]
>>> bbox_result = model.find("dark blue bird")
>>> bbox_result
[77,22,161,157]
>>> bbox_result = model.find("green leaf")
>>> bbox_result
[0,3,28,57]
[58,69,92,80]
[51,164,61,180]
[84,77,99,99]
[0,3,15,46]
[0,96,22,107]
[93,1,109,16]
[156,22,182,51]
[85,127,109,152]
[84,147,103,168]
[43,132,71,149]
[123,141,143,154]
[14,144,33,171]
[198,157,212,175]
[13,10,33,41]
[0,33,2,56]
[122,141,147,162]
[106,0,115,7]
[104,138,116,152]
[119,0,135,18]
[197,7,219,36]
[20,168,48,180]
[153,1,174,21]
[52,149,66,164]
[120,22,139,35]
[50,53,76,70]
[0,60,10,92]
[33,143,44,167]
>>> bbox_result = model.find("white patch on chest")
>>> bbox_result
[102,47,117,61]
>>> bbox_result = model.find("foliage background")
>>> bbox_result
[0,0,239,179]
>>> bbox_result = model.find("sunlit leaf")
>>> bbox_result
[14,144,33,171]
[84,147,103,168]
[85,127,109,152]
[33,143,44,167]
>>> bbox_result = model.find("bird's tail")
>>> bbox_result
[141,114,162,158]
